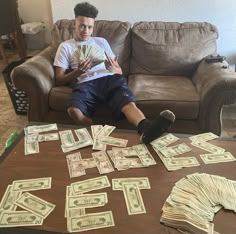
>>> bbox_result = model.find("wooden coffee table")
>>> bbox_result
[0,123,236,234]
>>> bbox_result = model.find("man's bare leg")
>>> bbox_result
[121,102,145,127]
[67,106,94,125]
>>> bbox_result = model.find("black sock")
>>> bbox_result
[137,119,151,134]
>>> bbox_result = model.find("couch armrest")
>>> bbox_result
[11,46,56,121]
[192,60,236,134]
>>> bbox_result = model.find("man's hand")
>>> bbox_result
[77,58,92,73]
[104,52,122,74]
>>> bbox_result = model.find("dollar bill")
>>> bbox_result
[150,133,179,150]
[66,152,86,178]
[123,183,146,215]
[92,139,107,151]
[112,177,151,190]
[133,144,156,166]
[61,140,93,153]
[114,158,146,170]
[67,211,114,232]
[71,176,110,194]
[189,132,219,142]
[162,157,200,171]
[200,152,236,164]
[112,147,137,158]
[24,123,58,135]
[24,137,39,155]
[92,151,114,174]
[0,211,43,227]
[159,143,192,157]
[0,185,22,212]
[67,193,108,209]
[96,125,116,137]
[26,133,59,143]
[74,128,93,144]
[191,141,225,154]
[15,192,56,219]
[11,177,51,192]
[91,125,103,139]
[67,208,86,218]
[98,136,128,147]
[59,130,76,147]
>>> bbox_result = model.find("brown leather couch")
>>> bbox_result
[12,19,236,135]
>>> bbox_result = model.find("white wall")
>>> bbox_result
[50,0,236,65]
[18,0,53,44]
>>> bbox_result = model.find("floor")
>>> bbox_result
[0,48,236,156]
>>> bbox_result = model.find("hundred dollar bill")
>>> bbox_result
[0,185,22,212]
[112,177,150,190]
[24,137,39,155]
[200,152,236,164]
[11,177,51,192]
[98,136,128,147]
[96,125,116,137]
[91,125,103,139]
[191,141,225,154]
[150,133,179,150]
[66,152,86,178]
[67,211,114,232]
[92,151,114,174]
[123,183,146,215]
[59,130,76,147]
[15,192,56,219]
[159,143,192,157]
[74,128,93,144]
[67,193,108,209]
[71,176,110,194]
[0,211,43,227]
[189,132,219,142]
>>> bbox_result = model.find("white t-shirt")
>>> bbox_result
[54,37,115,83]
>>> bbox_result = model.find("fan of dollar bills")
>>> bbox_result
[161,173,236,234]
[74,44,106,67]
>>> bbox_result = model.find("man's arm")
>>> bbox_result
[55,59,91,86]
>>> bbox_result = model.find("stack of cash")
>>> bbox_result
[161,173,236,234]
[112,177,150,215]
[65,175,114,233]
[0,177,55,227]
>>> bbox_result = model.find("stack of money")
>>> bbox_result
[65,175,114,233]
[24,123,59,155]
[0,177,55,227]
[107,144,156,170]
[161,173,236,234]
[112,177,150,215]
[151,133,200,171]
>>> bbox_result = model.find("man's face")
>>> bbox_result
[75,16,95,41]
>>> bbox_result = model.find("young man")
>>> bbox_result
[54,2,175,144]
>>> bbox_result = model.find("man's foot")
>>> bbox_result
[141,110,175,144]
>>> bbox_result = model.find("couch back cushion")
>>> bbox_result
[51,19,131,76]
[130,22,218,77]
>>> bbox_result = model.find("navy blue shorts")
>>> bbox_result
[67,74,135,120]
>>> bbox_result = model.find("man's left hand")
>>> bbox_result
[104,52,122,74]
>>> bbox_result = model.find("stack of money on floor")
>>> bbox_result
[161,173,236,234]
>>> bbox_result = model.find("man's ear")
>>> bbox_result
[72,19,76,28]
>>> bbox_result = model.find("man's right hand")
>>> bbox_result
[77,58,92,73]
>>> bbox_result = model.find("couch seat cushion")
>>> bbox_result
[49,86,72,111]
[128,74,200,120]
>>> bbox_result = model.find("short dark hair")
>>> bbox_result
[74,2,98,18]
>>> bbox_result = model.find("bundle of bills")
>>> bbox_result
[74,44,106,67]
[65,176,114,233]
[161,173,236,234]
[0,177,54,228]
